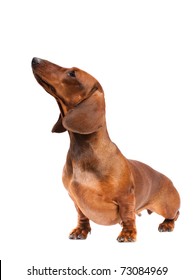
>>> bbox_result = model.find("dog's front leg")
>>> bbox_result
[117,187,137,242]
[69,204,91,240]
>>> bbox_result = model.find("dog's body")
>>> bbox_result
[32,57,180,242]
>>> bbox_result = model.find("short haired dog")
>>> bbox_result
[31,57,180,242]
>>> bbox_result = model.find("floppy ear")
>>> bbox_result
[52,114,66,133]
[52,101,66,133]
[62,90,105,134]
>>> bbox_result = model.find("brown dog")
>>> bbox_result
[31,57,180,242]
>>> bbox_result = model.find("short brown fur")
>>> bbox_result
[32,57,180,242]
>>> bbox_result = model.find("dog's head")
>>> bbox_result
[31,57,105,134]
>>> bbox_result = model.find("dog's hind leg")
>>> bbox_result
[158,210,180,232]
[148,182,180,232]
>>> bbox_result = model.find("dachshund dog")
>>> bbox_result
[31,57,180,242]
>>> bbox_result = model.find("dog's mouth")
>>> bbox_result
[34,74,56,96]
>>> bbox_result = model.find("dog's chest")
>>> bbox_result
[63,163,120,225]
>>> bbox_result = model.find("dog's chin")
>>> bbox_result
[33,73,56,96]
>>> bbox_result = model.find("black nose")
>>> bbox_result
[31,57,42,67]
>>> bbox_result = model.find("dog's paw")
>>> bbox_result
[158,219,174,232]
[69,227,91,240]
[117,228,137,242]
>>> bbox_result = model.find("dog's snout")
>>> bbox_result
[31,57,42,68]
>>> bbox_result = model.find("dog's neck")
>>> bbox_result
[68,125,112,160]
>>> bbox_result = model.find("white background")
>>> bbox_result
[0,0,194,279]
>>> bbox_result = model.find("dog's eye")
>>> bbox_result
[67,71,76,78]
